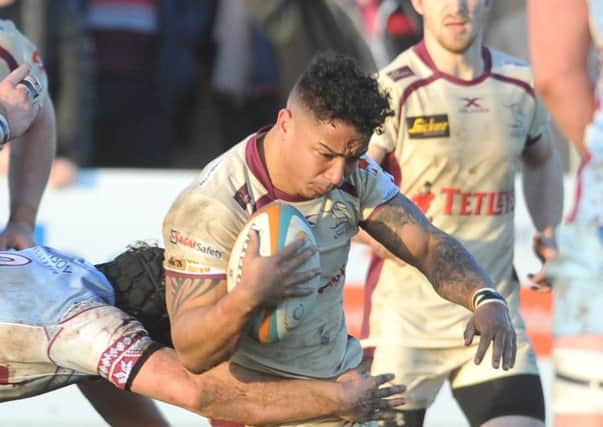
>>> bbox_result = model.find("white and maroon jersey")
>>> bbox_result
[368,42,548,347]
[568,1,603,224]
[0,19,47,94]
[0,246,158,401]
[163,130,399,378]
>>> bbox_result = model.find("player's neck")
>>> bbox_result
[423,34,484,80]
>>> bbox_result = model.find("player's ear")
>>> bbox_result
[276,108,292,135]
[410,0,423,16]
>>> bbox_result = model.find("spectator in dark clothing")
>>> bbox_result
[211,0,280,150]
[346,0,422,67]
[87,0,218,168]
[246,0,377,102]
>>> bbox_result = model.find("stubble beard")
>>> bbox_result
[437,31,477,55]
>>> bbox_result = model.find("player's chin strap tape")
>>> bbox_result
[0,113,10,149]
[471,288,507,311]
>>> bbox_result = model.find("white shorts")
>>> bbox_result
[0,246,160,401]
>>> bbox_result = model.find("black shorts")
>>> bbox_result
[453,374,545,426]
[393,374,545,427]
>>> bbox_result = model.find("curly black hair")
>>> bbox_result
[291,52,393,138]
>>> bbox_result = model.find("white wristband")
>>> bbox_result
[475,298,508,310]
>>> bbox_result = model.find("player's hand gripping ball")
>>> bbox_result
[227,202,320,344]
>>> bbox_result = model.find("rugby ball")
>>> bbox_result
[227,201,320,344]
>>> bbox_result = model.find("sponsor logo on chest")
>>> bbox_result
[406,114,450,139]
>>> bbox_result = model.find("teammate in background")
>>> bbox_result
[0,243,405,424]
[529,0,603,425]
[359,0,564,426]
[0,20,55,251]
[163,52,516,427]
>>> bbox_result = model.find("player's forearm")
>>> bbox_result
[421,230,495,310]
[364,195,495,310]
[522,144,564,232]
[194,362,343,425]
[8,97,55,227]
[171,288,257,374]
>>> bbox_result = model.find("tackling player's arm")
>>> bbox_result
[131,351,406,425]
[361,194,516,369]
[166,230,318,373]
[2,93,55,250]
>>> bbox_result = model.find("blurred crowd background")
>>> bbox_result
[0,0,582,179]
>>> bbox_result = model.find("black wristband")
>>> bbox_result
[472,288,507,310]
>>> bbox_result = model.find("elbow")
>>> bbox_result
[533,74,561,105]
[179,350,221,375]
[175,339,235,374]
[172,338,215,374]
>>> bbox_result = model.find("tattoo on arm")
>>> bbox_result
[168,275,222,316]
[364,194,489,307]
[430,234,486,306]
[363,194,431,260]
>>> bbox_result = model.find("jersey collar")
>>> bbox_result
[414,40,492,86]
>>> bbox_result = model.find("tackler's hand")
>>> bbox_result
[336,369,406,423]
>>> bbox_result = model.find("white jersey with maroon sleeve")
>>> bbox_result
[368,42,549,347]
[0,19,47,94]
[163,130,399,378]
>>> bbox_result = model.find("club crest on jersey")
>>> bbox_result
[406,115,450,139]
